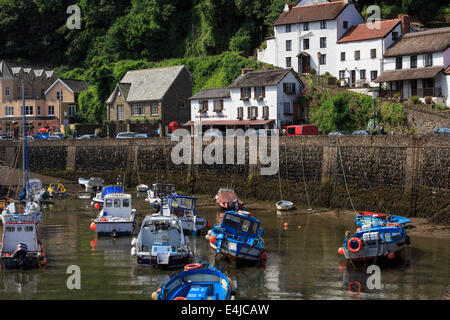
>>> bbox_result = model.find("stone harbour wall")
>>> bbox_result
[0,135,448,223]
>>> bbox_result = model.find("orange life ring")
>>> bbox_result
[174,297,188,300]
[347,237,362,253]
[386,223,399,227]
[184,263,202,271]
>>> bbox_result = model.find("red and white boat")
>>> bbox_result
[215,188,243,210]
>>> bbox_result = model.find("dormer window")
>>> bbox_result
[392,32,399,41]
[425,53,433,67]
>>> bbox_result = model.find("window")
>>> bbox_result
[262,106,269,119]
[319,54,326,65]
[286,40,292,51]
[286,24,291,33]
[25,226,33,232]
[425,53,433,67]
[423,78,434,88]
[37,105,41,116]
[248,106,258,119]
[117,105,124,120]
[360,69,366,80]
[48,105,55,116]
[22,106,33,116]
[283,102,292,114]
[132,104,145,116]
[5,87,10,96]
[151,103,159,115]
[213,99,224,112]
[56,91,63,100]
[343,21,348,29]
[339,70,346,79]
[320,37,327,48]
[392,32,398,41]
[283,83,296,94]
[114,199,120,207]
[396,56,402,70]
[354,50,360,60]
[178,101,185,110]
[410,55,417,68]
[303,38,310,50]
[5,106,14,116]
[286,57,292,68]
[241,88,250,100]
[69,104,77,116]
[199,100,208,112]
[340,52,345,61]
[237,107,244,119]
[123,199,130,207]
[105,199,112,207]
[303,22,309,31]
[320,20,327,29]
[371,71,378,81]
[371,49,377,59]
[255,86,265,99]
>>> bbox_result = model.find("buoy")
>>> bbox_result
[151,292,158,300]
[260,250,268,260]
[297,225,302,230]
[131,247,136,256]
[131,238,137,246]
[387,252,395,260]
[210,235,217,244]
[90,222,96,231]
[357,228,362,232]
[338,247,344,255]
[94,203,100,209]
[283,223,288,229]
[40,257,47,265]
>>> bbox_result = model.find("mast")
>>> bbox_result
[22,76,26,191]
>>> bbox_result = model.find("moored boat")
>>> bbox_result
[91,185,124,207]
[90,193,137,237]
[206,210,266,262]
[145,183,177,209]
[153,262,236,300]
[357,211,411,227]
[136,184,149,193]
[79,177,104,194]
[275,200,294,211]
[29,178,48,203]
[215,188,243,210]
[47,183,68,198]
[131,213,192,268]
[0,221,46,269]
[1,200,41,224]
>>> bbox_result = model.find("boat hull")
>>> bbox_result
[136,253,192,268]
[0,256,43,270]
[210,240,264,261]
[343,239,407,262]
[95,216,136,237]
[180,216,208,234]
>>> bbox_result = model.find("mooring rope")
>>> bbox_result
[299,138,312,210]
[335,138,357,215]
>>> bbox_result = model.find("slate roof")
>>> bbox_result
[229,69,298,88]
[189,87,230,100]
[384,27,450,57]
[60,79,89,93]
[274,1,348,25]
[337,19,400,43]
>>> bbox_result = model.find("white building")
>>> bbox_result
[258,0,364,76]
[187,68,304,131]
[375,27,450,107]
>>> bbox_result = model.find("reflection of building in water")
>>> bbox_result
[1,272,39,297]
[92,237,135,268]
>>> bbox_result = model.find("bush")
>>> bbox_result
[310,68,316,75]
[409,96,420,105]
[380,102,407,126]
[229,29,252,55]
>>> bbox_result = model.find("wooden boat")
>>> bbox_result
[0,221,46,269]
[276,200,294,211]
[131,214,192,268]
[215,188,243,210]
[153,262,236,300]
[47,183,67,198]
[206,210,266,262]
[90,193,137,237]
[339,216,411,262]
[160,195,208,234]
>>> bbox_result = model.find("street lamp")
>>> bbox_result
[371,90,378,130]
[316,52,322,83]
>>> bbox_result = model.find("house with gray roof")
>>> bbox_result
[375,27,450,107]
[187,68,304,132]
[106,65,192,136]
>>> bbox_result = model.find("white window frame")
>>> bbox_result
[69,104,77,116]
[48,105,55,116]
[283,102,292,114]
[5,106,14,117]
[132,104,145,116]
[117,105,124,120]
[5,87,10,96]
[151,103,159,115]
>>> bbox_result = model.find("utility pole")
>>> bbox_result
[21,76,26,191]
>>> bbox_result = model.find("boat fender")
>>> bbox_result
[209,235,217,244]
[387,252,395,259]
[338,247,344,256]
[347,237,362,253]
[131,238,137,246]
[184,263,202,271]
[151,291,158,300]
[90,222,97,231]
[131,247,136,256]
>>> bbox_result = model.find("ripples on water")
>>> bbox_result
[0,195,448,300]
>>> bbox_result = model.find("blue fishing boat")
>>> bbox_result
[339,216,411,262]
[357,211,411,227]
[153,262,236,300]
[206,210,266,262]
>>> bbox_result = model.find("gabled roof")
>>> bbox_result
[119,65,189,102]
[229,68,300,88]
[384,27,450,57]
[106,82,132,104]
[189,87,230,100]
[44,78,89,95]
[274,1,348,25]
[337,19,400,43]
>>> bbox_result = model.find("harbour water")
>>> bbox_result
[0,194,448,300]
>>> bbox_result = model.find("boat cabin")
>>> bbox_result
[1,223,39,254]
[139,216,185,252]
[168,195,197,216]
[102,193,133,217]
[220,211,261,242]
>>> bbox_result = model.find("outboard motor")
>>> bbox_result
[13,243,28,266]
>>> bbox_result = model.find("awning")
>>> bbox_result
[374,66,444,83]
[184,119,275,126]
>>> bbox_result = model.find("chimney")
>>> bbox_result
[398,14,410,35]
[242,68,253,75]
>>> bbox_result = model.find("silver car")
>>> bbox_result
[116,132,136,139]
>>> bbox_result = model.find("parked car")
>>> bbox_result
[328,131,351,136]
[352,130,370,136]
[51,132,65,139]
[432,127,450,135]
[134,133,150,139]
[116,132,136,139]
[33,132,49,140]
[284,124,319,136]
[78,134,99,140]
[0,135,12,141]
[47,136,61,140]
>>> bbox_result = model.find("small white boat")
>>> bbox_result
[276,200,294,211]
[136,184,149,192]
[1,201,42,224]
[90,193,137,237]
[79,177,104,194]
[29,178,48,203]
[145,183,177,208]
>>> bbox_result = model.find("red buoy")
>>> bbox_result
[209,235,217,244]
[90,222,97,231]
[94,203,100,209]
[387,252,395,260]
[283,223,288,229]
[338,247,344,256]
